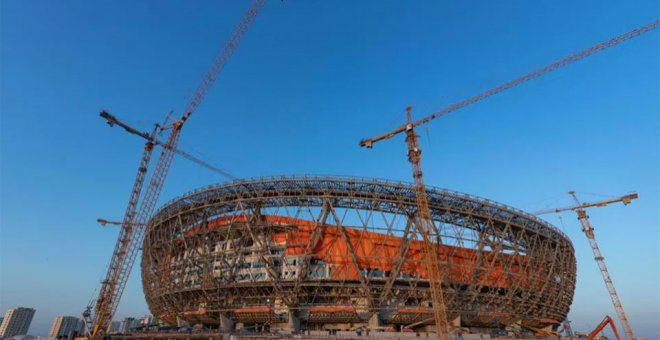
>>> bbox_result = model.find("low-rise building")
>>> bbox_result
[48,316,82,338]
[108,321,121,334]
[138,315,155,327]
[120,317,139,334]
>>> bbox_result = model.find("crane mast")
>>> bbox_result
[404,107,450,339]
[534,192,637,340]
[84,1,266,338]
[84,126,157,338]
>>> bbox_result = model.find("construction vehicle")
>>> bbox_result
[586,316,621,340]
[358,21,657,340]
[81,1,266,339]
[534,192,637,340]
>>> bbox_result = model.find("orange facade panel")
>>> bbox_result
[233,307,272,314]
[176,215,545,291]
[396,307,432,314]
[279,217,541,290]
[308,306,356,313]
[183,309,207,316]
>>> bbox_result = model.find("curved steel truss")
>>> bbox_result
[142,176,576,330]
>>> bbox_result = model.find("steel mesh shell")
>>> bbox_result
[141,176,575,330]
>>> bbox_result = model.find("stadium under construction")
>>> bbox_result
[140,176,576,334]
[75,1,656,337]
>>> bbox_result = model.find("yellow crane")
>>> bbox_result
[81,1,266,339]
[358,21,657,339]
[534,192,637,340]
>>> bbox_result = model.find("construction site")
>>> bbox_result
[53,1,657,340]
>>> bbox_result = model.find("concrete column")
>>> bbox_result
[287,311,300,331]
[218,314,234,332]
[368,313,381,331]
[504,320,522,336]
[176,316,187,327]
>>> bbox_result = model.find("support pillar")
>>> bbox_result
[287,311,300,331]
[368,313,381,331]
[505,320,522,336]
[218,314,234,332]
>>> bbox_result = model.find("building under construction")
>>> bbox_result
[141,176,576,333]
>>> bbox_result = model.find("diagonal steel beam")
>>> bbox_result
[329,203,375,310]
[290,201,331,305]
[378,215,414,306]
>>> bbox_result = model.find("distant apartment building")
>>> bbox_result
[48,316,82,338]
[0,307,36,338]
[120,317,139,334]
[108,321,121,334]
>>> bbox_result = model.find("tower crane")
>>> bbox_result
[82,1,266,339]
[357,20,657,339]
[533,192,637,340]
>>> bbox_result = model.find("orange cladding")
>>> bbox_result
[178,215,544,291]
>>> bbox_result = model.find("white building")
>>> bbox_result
[108,321,121,334]
[48,316,82,338]
[0,307,36,338]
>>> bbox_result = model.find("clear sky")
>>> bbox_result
[1,0,658,338]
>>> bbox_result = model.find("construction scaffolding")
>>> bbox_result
[141,176,576,332]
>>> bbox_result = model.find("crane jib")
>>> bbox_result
[359,20,659,148]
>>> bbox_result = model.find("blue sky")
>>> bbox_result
[1,0,658,337]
